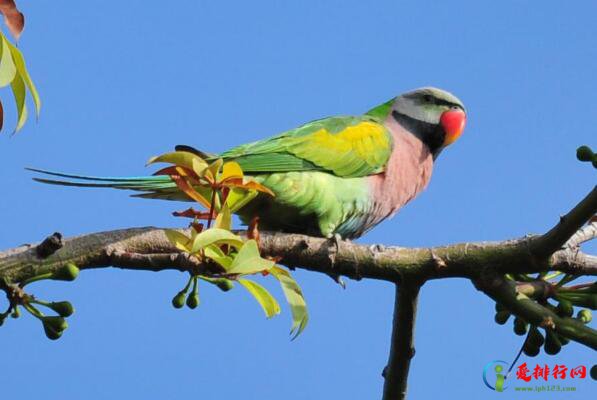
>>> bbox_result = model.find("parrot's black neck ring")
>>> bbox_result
[391,110,445,159]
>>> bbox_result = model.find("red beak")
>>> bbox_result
[440,109,466,146]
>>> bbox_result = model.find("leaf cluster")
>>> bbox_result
[0,2,40,133]
[153,150,308,339]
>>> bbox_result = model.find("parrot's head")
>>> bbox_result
[390,87,466,158]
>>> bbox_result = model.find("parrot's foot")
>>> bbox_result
[326,233,346,289]
[327,233,342,259]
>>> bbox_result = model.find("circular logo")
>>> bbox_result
[483,360,510,391]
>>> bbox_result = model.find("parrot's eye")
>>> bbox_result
[423,95,433,103]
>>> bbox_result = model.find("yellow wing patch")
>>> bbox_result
[287,121,392,177]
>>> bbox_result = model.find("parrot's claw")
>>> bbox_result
[326,273,346,289]
[326,233,345,288]
[326,233,342,265]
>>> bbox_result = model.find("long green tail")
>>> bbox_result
[27,168,190,201]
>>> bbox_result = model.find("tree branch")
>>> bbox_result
[2,228,596,286]
[531,185,597,257]
[382,280,422,400]
[566,220,597,248]
[474,273,597,350]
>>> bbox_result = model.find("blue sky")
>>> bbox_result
[0,1,595,398]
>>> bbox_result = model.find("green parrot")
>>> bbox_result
[31,87,466,240]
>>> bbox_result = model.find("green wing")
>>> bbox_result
[219,115,393,178]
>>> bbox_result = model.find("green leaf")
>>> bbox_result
[10,71,26,132]
[214,204,231,230]
[226,239,275,274]
[238,278,280,318]
[204,244,233,269]
[164,229,192,252]
[6,40,40,116]
[0,34,16,87]
[270,266,309,339]
[204,158,224,182]
[190,228,244,253]
[226,187,259,213]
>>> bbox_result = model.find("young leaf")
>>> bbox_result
[6,40,40,115]
[204,158,224,183]
[270,266,309,339]
[238,278,280,318]
[214,204,231,230]
[225,187,260,213]
[190,223,203,240]
[220,161,243,182]
[164,229,192,252]
[10,71,26,132]
[224,179,275,196]
[170,174,212,208]
[226,240,275,275]
[0,0,24,40]
[0,34,16,87]
[204,244,233,269]
[190,228,244,253]
[147,151,208,177]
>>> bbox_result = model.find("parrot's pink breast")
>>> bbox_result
[367,116,434,224]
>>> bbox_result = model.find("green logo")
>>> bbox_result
[483,360,509,392]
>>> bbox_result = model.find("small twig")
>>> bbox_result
[475,273,597,350]
[532,186,597,258]
[550,250,597,276]
[515,280,555,299]
[206,189,217,229]
[382,279,422,400]
[566,220,597,249]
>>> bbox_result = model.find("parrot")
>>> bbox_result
[31,87,466,240]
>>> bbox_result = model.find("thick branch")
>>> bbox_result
[1,228,597,286]
[382,280,422,400]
